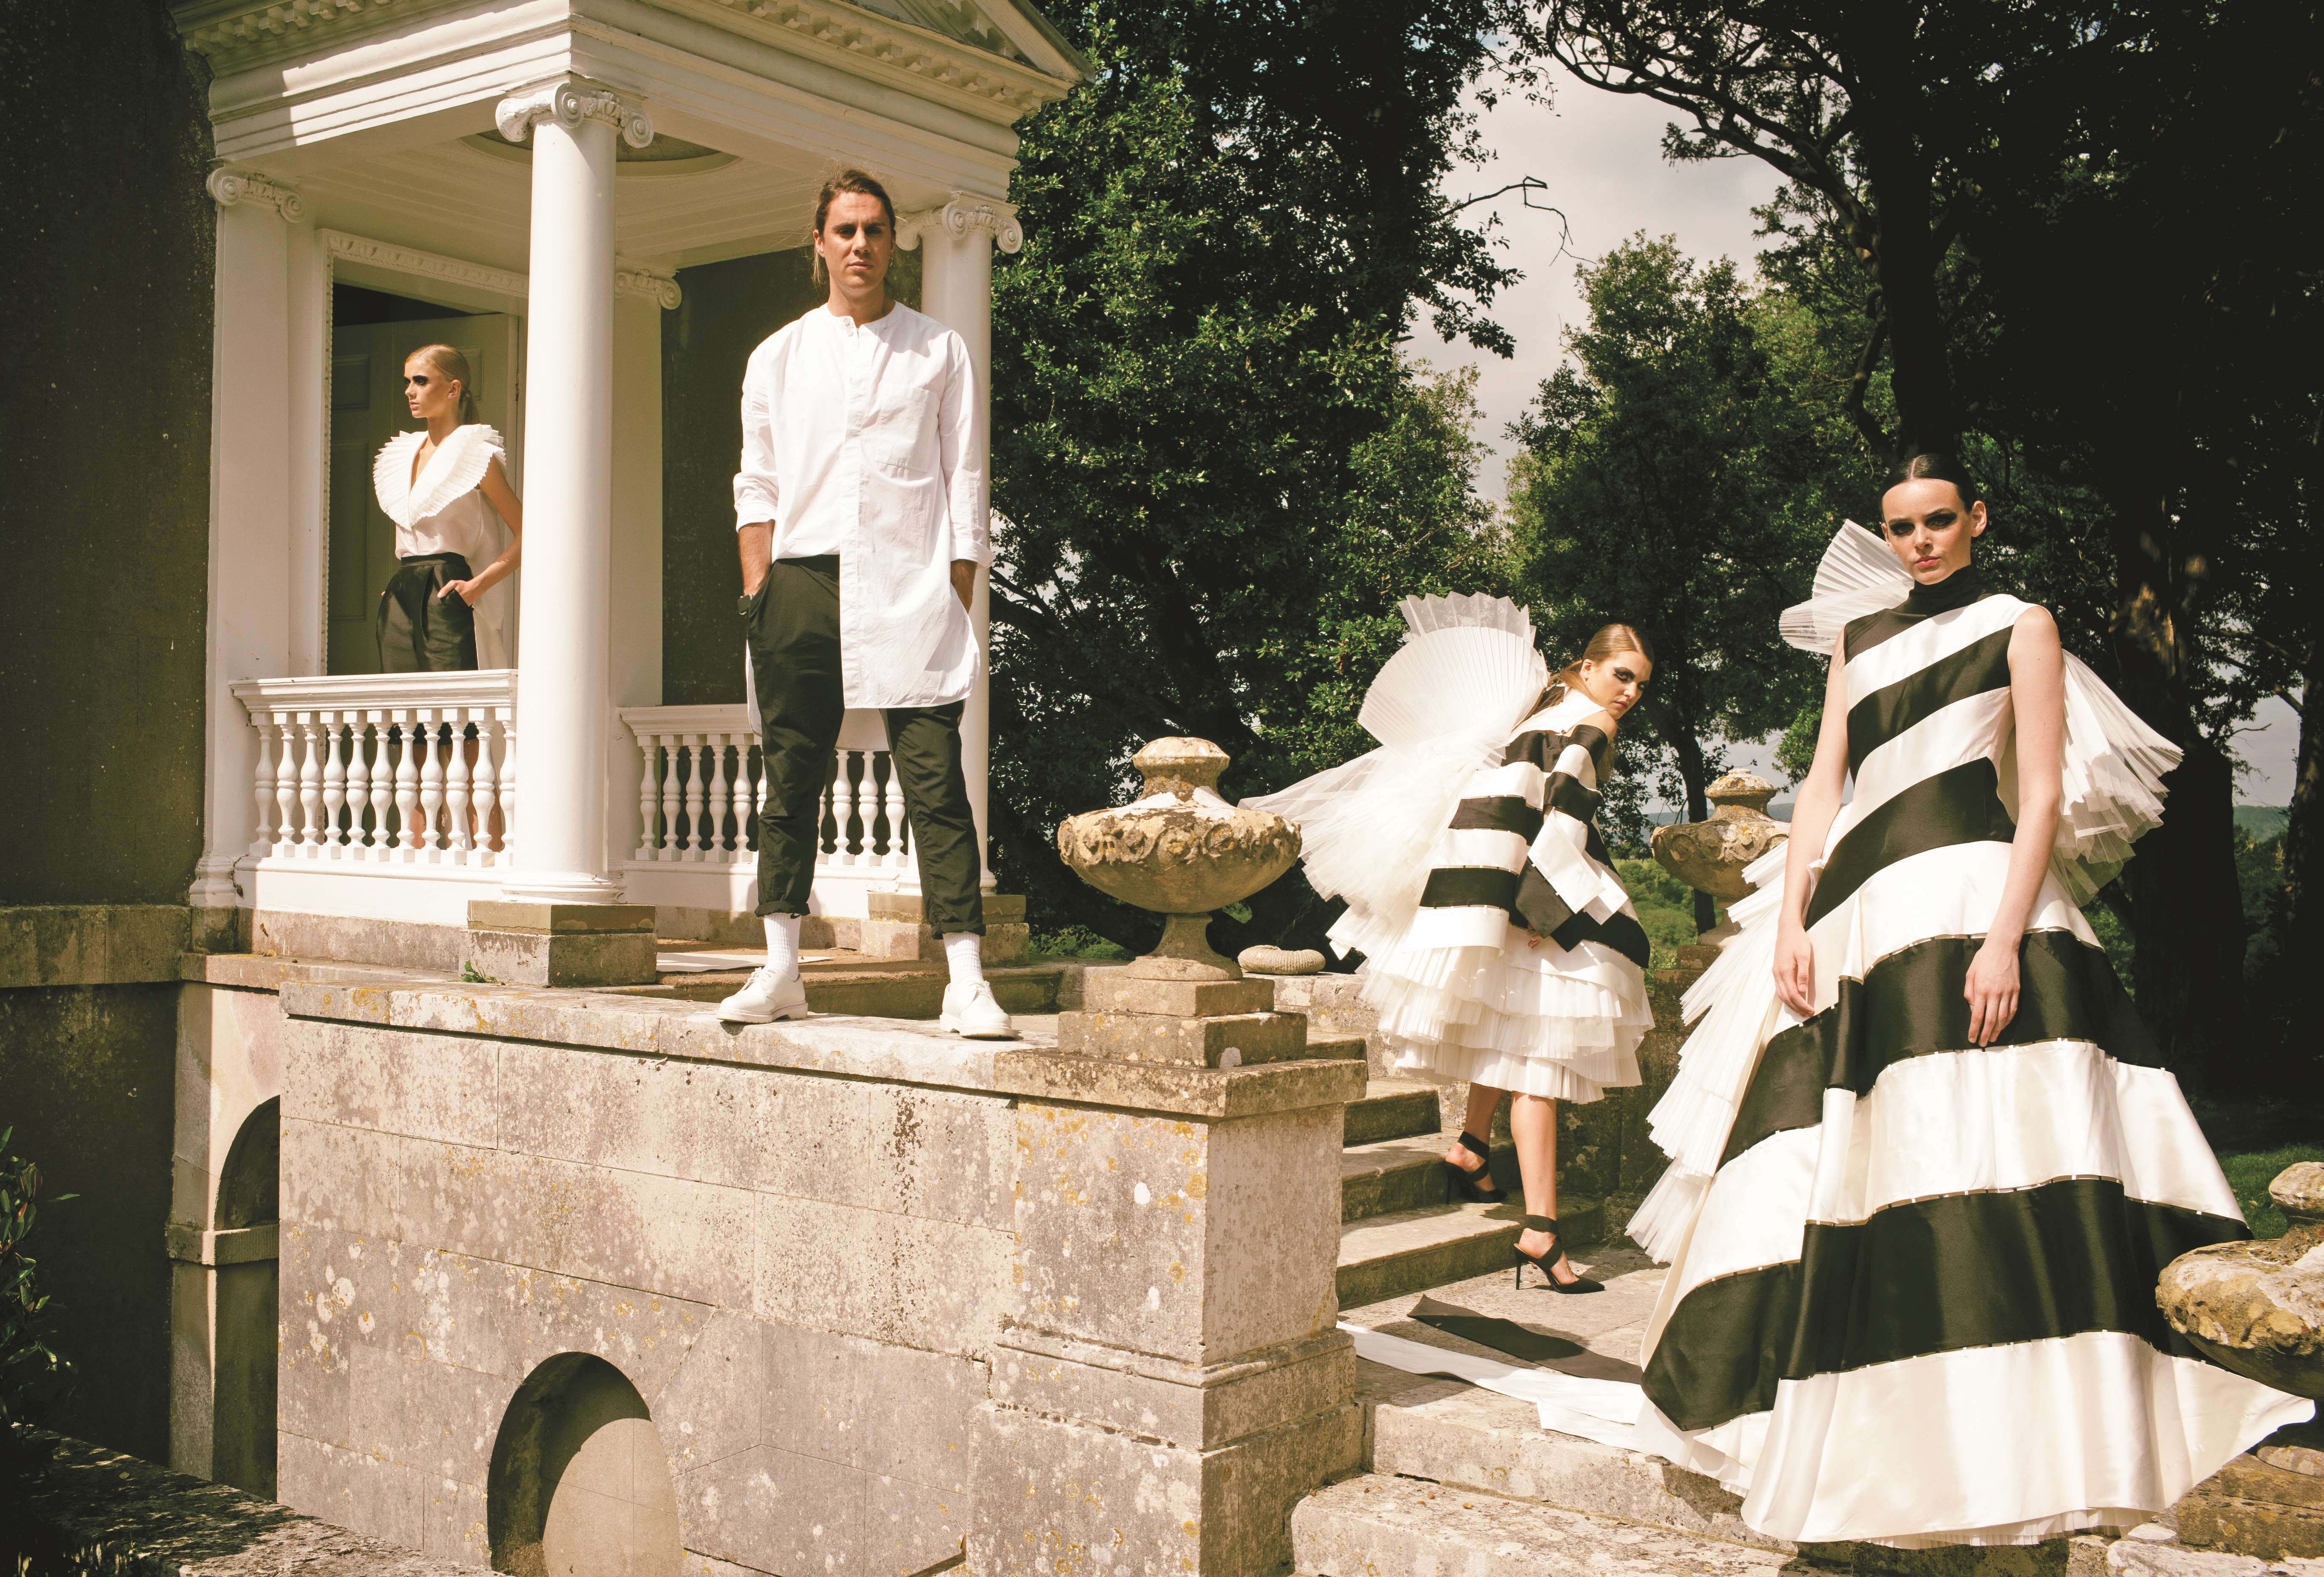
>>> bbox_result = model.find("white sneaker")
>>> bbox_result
[940,980,1015,1039]
[716,968,811,1024]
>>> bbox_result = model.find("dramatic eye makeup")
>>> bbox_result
[1886,509,1956,537]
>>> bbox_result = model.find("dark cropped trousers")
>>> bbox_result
[741,554,984,935]
[378,552,477,672]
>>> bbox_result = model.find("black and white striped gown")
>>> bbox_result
[1631,574,2309,1545]
[1340,688,1652,1102]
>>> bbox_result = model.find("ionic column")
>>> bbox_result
[904,195,1019,893]
[189,169,305,943]
[492,79,652,907]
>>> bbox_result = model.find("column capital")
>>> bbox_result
[206,168,304,222]
[899,194,1022,255]
[614,265,682,310]
[494,77,655,150]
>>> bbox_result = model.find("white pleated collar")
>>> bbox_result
[372,424,503,528]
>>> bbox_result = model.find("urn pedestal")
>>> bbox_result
[966,738,1363,1577]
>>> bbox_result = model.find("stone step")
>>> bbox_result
[1366,1371,1783,1552]
[1344,1080,1449,1147]
[1362,1379,2128,1575]
[1292,1473,1790,1577]
[1336,1197,1602,1308]
[636,961,1071,1020]
[1341,1135,1517,1223]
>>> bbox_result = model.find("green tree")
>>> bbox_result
[1509,237,1841,931]
[990,1,1527,953]
[1534,0,2324,1081]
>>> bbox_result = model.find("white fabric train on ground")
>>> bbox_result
[1340,1321,1645,1452]
[1630,522,2310,1548]
[1247,593,1650,1104]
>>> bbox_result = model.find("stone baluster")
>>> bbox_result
[659,734,683,858]
[417,713,446,855]
[727,735,754,865]
[498,713,517,853]
[320,716,346,852]
[249,718,275,858]
[831,751,859,867]
[703,735,730,858]
[752,743,768,853]
[295,714,324,852]
[883,755,909,868]
[345,719,371,851]
[367,714,394,858]
[633,731,659,861]
[272,718,299,857]
[472,711,500,859]
[446,715,474,856]
[680,734,705,863]
[392,719,423,856]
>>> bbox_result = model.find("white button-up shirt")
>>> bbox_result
[733,301,988,708]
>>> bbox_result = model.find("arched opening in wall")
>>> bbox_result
[211,1096,279,1497]
[487,1352,681,1577]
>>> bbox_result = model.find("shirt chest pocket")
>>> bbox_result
[861,384,934,476]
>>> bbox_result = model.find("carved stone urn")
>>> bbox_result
[2157,1163,2324,1400]
[1057,738,1301,981]
[1650,771,1789,903]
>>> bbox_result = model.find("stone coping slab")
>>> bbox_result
[181,952,447,990]
[277,978,1366,1118]
[0,1429,483,1575]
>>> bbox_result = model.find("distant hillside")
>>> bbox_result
[2237,806,2288,839]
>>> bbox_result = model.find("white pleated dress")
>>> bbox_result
[1247,595,1649,1105]
[1624,528,2311,1547]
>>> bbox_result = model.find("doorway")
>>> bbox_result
[329,284,522,675]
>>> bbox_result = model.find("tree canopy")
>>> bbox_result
[988,0,1524,952]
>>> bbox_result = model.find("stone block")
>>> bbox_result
[465,924,659,987]
[497,1272,717,1407]
[753,1193,1010,1357]
[992,1050,1366,1122]
[468,900,659,933]
[1055,1009,1306,1067]
[867,1471,970,1577]
[678,1444,867,1575]
[988,1329,1353,1450]
[495,1041,760,1190]
[652,1310,773,1476]
[1084,971,1279,1018]
[750,1078,1015,1230]
[281,1116,401,1239]
[764,1321,870,1467]
[1007,1103,1342,1364]
[856,1341,986,1492]
[970,1396,1361,1577]
[2179,1451,2324,1559]
[420,1475,491,1564]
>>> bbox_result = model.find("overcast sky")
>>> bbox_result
[1427,83,2302,806]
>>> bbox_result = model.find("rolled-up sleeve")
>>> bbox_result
[732,354,781,531]
[937,332,989,564]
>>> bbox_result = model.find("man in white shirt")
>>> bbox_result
[716,169,1011,1038]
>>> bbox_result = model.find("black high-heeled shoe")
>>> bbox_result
[1513,1215,1603,1294]
[1439,1131,1509,1204]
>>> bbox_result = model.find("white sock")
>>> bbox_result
[944,931,984,989]
[762,913,802,979]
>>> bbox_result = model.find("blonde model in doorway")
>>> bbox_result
[370,342,524,672]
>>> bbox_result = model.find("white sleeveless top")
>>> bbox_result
[373,425,513,667]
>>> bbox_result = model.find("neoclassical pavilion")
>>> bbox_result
[177,0,1081,958]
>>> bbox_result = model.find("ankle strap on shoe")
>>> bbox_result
[1521,1215,1558,1233]
[1456,1131,1491,1160]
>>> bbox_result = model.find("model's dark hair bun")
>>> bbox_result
[1885,449,1982,505]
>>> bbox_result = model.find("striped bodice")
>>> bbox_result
[1804,586,2029,930]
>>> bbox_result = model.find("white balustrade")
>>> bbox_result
[619,705,908,876]
[230,672,518,867]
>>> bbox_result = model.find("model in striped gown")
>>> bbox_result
[1628,460,2311,1546]
[1252,606,1655,1293]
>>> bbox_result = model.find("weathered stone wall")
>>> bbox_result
[0,0,214,904]
[0,907,192,1464]
[274,978,1362,1575]
[276,985,1021,1566]
[659,244,922,708]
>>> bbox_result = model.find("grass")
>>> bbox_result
[2188,1093,2324,1237]
[1028,923,1132,961]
